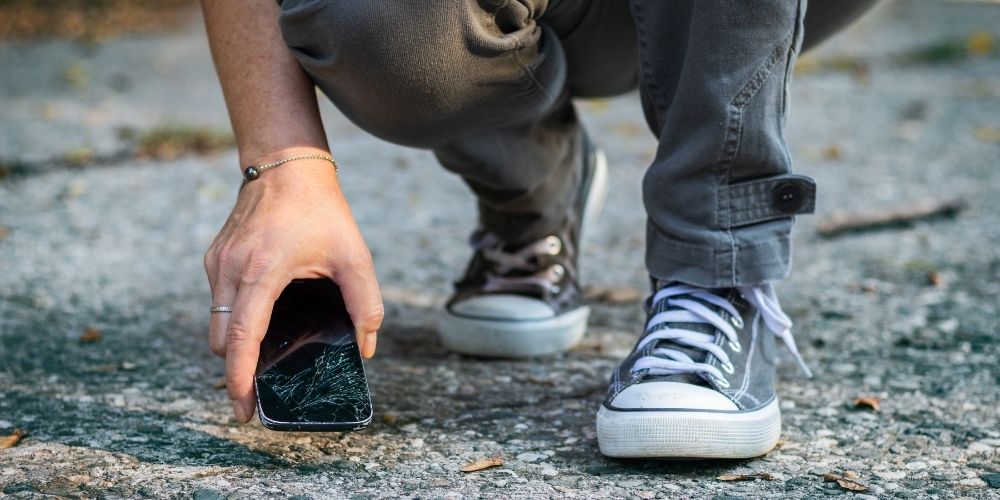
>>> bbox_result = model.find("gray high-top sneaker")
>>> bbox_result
[597,282,811,458]
[438,139,608,358]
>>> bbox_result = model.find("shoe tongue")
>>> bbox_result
[642,282,729,386]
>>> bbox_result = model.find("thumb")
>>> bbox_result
[334,252,383,358]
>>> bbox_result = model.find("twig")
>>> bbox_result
[816,198,966,238]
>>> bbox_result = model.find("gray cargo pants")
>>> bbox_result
[276,0,875,288]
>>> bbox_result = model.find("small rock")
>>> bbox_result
[981,473,1000,488]
[959,478,987,488]
[967,442,994,453]
[540,467,558,477]
[930,470,960,481]
[193,489,224,500]
[813,437,838,448]
[875,470,907,480]
[516,452,547,463]
[3,484,36,495]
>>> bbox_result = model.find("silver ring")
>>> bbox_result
[210,306,233,313]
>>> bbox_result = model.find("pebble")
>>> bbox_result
[958,478,986,488]
[192,489,224,500]
[540,467,558,477]
[516,452,548,463]
[967,442,994,453]
[982,473,1000,488]
[930,470,960,481]
[813,438,838,448]
[874,470,906,480]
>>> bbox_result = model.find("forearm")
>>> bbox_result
[200,0,329,167]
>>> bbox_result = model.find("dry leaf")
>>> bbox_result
[927,270,944,287]
[460,456,504,473]
[80,327,102,343]
[853,396,881,412]
[382,413,398,425]
[0,227,9,240]
[527,375,556,386]
[569,339,605,354]
[967,31,995,56]
[717,473,776,482]
[974,126,1000,143]
[584,285,643,304]
[822,145,843,161]
[0,429,28,449]
[821,473,869,492]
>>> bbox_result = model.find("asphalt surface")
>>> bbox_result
[1,1,999,498]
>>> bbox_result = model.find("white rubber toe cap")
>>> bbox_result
[449,294,555,321]
[609,381,739,411]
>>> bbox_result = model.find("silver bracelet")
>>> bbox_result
[239,154,339,191]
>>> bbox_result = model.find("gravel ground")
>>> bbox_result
[1,1,999,498]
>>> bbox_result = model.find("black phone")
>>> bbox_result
[254,278,373,431]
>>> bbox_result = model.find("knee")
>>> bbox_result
[278,0,472,147]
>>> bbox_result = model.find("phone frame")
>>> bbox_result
[253,279,374,432]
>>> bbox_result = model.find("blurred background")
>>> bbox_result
[1,0,998,498]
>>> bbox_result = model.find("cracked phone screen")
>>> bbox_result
[255,279,372,428]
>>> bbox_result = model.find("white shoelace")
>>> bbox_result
[630,283,812,383]
[470,231,567,293]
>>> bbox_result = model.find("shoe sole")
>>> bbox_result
[438,150,609,358]
[596,398,781,459]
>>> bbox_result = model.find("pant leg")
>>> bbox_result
[631,0,817,288]
[435,0,638,242]
[277,0,637,244]
[277,0,560,148]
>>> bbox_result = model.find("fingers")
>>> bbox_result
[335,250,383,359]
[208,274,238,357]
[226,276,283,424]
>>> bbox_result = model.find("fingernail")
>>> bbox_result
[232,400,249,424]
[362,332,377,358]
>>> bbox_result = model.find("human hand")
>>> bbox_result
[203,153,383,424]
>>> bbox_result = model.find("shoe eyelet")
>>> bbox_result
[544,235,562,255]
[713,375,731,388]
[721,361,735,374]
[728,341,742,353]
[549,264,566,281]
[730,315,744,329]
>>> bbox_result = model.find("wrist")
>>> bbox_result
[239,146,333,173]
[238,147,340,191]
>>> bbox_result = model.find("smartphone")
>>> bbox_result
[254,278,373,431]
